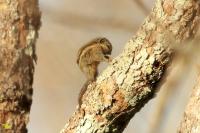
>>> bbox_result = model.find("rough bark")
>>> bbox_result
[0,0,40,132]
[61,0,200,133]
[178,73,200,133]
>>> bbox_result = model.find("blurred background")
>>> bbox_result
[28,0,198,132]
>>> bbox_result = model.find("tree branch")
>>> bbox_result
[0,0,41,132]
[61,0,200,132]
[178,69,200,132]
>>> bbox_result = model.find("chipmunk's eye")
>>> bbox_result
[104,55,110,59]
[100,38,106,43]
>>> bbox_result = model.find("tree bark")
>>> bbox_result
[178,72,200,133]
[61,0,200,133]
[0,0,40,132]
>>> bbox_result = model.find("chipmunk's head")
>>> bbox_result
[76,37,113,64]
[97,37,112,55]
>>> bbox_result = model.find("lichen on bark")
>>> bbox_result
[61,0,200,133]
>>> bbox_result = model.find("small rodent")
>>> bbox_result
[77,37,112,106]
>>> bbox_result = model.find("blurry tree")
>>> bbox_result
[0,0,40,132]
[133,0,149,15]
[179,71,200,133]
[178,38,200,133]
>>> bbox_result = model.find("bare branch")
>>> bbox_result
[61,0,200,132]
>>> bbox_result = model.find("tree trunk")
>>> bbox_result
[61,0,200,133]
[0,0,41,132]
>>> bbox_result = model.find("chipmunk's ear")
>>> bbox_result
[99,37,112,50]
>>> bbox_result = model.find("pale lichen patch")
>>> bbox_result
[124,38,137,52]
[154,0,165,19]
[131,63,142,70]
[154,43,165,55]
[133,71,142,77]
[143,87,151,93]
[121,82,133,92]
[97,64,115,83]
[116,72,126,85]
[135,53,142,61]
[149,55,156,64]
[25,25,37,59]
[175,0,186,9]
[145,66,153,75]
[145,21,157,32]
[141,49,149,60]
[137,49,149,66]
[76,115,93,133]
[135,49,149,64]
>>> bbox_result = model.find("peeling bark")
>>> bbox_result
[61,0,200,133]
[0,0,40,132]
[178,73,200,133]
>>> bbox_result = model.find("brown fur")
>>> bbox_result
[77,37,112,106]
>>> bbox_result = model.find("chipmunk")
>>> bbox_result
[77,37,112,106]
